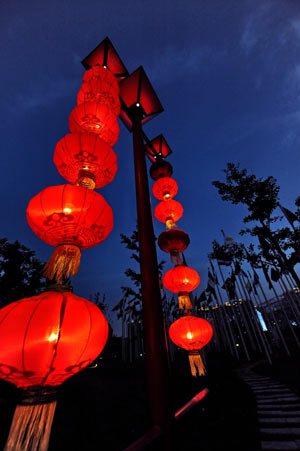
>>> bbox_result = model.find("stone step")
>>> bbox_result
[257,403,300,411]
[244,377,274,382]
[259,418,300,425]
[261,440,300,450]
[253,389,292,394]
[255,393,295,399]
[258,411,300,418]
[252,385,287,389]
[256,396,299,402]
[257,397,300,404]
[260,427,300,438]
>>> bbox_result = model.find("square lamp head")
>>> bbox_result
[119,66,163,131]
[144,134,172,163]
[81,37,129,82]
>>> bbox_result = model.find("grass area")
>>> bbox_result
[0,351,262,450]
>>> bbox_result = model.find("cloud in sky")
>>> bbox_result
[141,44,227,85]
[3,76,79,120]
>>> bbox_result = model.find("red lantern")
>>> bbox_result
[26,184,113,281]
[152,177,178,200]
[149,160,173,181]
[158,229,190,264]
[163,265,200,294]
[77,66,120,115]
[53,133,117,189]
[154,199,183,229]
[0,290,109,449]
[169,316,213,376]
[69,101,119,146]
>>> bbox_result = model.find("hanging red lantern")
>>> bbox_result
[158,229,190,264]
[163,265,200,293]
[77,66,120,115]
[0,290,109,450]
[152,177,178,200]
[53,132,117,189]
[69,101,119,146]
[77,82,121,115]
[26,184,113,282]
[163,264,200,312]
[169,316,213,377]
[149,160,173,180]
[154,199,183,229]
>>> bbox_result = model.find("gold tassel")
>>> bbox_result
[166,219,177,229]
[188,351,205,377]
[178,293,193,312]
[4,401,57,451]
[43,244,81,282]
[76,171,96,189]
[76,176,96,189]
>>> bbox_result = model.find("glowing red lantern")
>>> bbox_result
[169,315,213,376]
[53,133,117,189]
[149,160,173,181]
[69,101,119,146]
[154,199,183,229]
[77,66,120,115]
[77,82,120,115]
[152,177,178,200]
[26,184,113,282]
[163,265,200,293]
[0,290,109,449]
[158,229,190,264]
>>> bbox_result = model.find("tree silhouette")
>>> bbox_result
[212,163,300,287]
[0,238,48,304]
[113,228,167,322]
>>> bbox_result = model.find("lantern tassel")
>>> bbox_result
[43,244,81,282]
[4,401,57,451]
[178,294,193,312]
[188,351,205,377]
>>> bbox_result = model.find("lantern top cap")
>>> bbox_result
[145,134,172,163]
[81,37,129,81]
[119,66,164,131]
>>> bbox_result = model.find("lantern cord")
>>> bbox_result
[170,251,182,265]
[43,244,81,283]
[4,401,57,451]
[188,351,205,377]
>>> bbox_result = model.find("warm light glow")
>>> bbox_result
[183,278,189,284]
[163,193,171,200]
[187,332,193,340]
[63,208,72,214]
[48,332,59,342]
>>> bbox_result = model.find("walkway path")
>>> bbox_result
[238,369,300,451]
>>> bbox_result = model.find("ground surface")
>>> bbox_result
[0,350,265,450]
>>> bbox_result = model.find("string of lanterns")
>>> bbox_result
[1,64,120,450]
[150,158,213,377]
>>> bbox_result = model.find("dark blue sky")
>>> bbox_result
[1,0,300,333]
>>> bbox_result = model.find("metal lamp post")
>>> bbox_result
[82,39,174,448]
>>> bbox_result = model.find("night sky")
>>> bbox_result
[1,0,300,334]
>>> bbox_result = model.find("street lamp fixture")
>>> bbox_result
[144,133,172,163]
[119,66,164,130]
[81,36,129,81]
